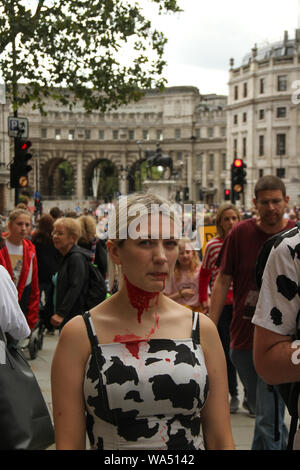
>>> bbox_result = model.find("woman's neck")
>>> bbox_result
[6,236,23,246]
[121,275,161,324]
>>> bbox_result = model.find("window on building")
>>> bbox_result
[233,114,238,125]
[209,154,214,172]
[41,128,47,138]
[196,154,202,172]
[276,168,285,178]
[243,112,247,123]
[243,82,248,98]
[175,128,181,139]
[222,153,226,171]
[129,130,135,140]
[243,137,247,158]
[113,130,119,140]
[99,130,104,140]
[208,127,214,138]
[276,134,286,155]
[176,151,182,161]
[234,139,238,158]
[195,128,201,138]
[221,127,226,137]
[276,107,287,118]
[68,129,75,140]
[234,85,238,100]
[55,129,61,140]
[143,129,149,140]
[259,109,265,120]
[259,135,264,156]
[156,129,163,141]
[85,129,91,140]
[277,75,288,91]
[260,78,265,94]
[259,169,264,178]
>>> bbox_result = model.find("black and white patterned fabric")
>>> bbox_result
[252,224,300,449]
[83,311,209,450]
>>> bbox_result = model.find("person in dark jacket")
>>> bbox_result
[31,214,62,310]
[77,214,107,279]
[49,217,89,329]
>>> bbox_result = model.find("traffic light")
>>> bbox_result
[224,189,231,201]
[231,158,247,195]
[10,138,33,188]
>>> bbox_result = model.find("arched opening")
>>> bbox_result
[86,159,119,202]
[40,158,75,199]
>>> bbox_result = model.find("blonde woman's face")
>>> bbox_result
[8,215,31,243]
[52,223,75,255]
[220,209,239,237]
[178,243,194,267]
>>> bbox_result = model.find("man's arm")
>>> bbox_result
[254,326,300,384]
[209,272,232,325]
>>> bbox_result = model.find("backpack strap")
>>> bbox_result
[192,311,200,345]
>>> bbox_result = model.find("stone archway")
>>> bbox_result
[40,158,75,198]
[85,159,119,202]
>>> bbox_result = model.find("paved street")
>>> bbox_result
[27,330,258,451]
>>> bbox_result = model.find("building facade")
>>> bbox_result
[227,29,300,207]
[1,29,299,213]
[1,86,227,211]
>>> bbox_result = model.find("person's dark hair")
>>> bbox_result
[254,175,286,199]
[49,206,63,220]
[31,214,54,245]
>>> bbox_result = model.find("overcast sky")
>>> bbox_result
[151,0,299,95]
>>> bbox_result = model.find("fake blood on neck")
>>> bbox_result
[124,274,159,323]
[113,276,161,359]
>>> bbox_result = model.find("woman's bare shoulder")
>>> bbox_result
[57,315,91,360]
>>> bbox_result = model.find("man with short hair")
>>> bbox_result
[209,175,295,450]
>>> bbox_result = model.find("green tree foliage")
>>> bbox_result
[0,0,181,113]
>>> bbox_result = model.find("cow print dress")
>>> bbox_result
[83,311,209,450]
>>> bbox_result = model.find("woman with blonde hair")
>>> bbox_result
[48,217,88,329]
[51,192,234,450]
[164,237,201,310]
[199,202,241,413]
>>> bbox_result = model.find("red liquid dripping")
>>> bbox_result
[124,274,159,323]
[113,313,160,359]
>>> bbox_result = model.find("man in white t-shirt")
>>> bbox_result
[252,223,300,449]
[0,265,30,341]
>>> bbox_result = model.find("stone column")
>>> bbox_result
[76,152,84,199]
[119,152,127,195]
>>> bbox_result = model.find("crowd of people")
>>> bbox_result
[0,175,300,450]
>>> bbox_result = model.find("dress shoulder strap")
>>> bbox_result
[192,311,200,344]
[82,311,99,349]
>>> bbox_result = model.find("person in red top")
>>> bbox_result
[199,203,241,413]
[0,208,39,331]
[209,176,295,450]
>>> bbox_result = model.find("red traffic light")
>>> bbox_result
[21,141,32,151]
[225,189,230,196]
[233,158,243,168]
